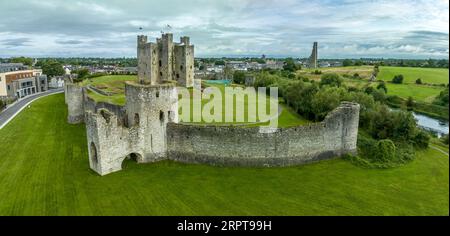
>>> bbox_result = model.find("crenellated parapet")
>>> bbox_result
[137,33,194,87]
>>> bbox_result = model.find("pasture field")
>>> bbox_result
[378,66,449,84]
[375,83,445,103]
[298,66,374,81]
[0,94,447,216]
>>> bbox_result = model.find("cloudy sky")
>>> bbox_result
[0,0,448,58]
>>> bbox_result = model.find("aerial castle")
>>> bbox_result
[64,33,360,176]
[308,42,318,69]
[138,33,194,87]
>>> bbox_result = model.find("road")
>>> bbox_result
[0,88,64,129]
[430,145,449,157]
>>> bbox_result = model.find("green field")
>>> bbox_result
[298,66,374,81]
[378,66,449,84]
[373,83,445,102]
[82,76,308,127]
[0,94,448,216]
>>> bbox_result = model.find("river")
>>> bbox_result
[412,112,449,137]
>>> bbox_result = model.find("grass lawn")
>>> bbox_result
[378,66,449,84]
[81,75,137,91]
[83,76,308,127]
[297,66,374,81]
[372,83,445,103]
[0,93,448,216]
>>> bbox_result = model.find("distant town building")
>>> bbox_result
[49,76,65,89]
[264,60,284,70]
[64,66,71,75]
[226,61,248,71]
[319,61,330,68]
[0,63,48,99]
[245,75,256,86]
[115,67,138,75]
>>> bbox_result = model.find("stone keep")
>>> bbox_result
[138,33,194,87]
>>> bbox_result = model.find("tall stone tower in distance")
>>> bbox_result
[137,33,195,87]
[308,42,318,69]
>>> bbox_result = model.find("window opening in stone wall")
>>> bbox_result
[160,111,165,123]
[90,142,98,163]
[134,113,140,125]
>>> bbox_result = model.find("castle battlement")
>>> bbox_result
[137,33,194,87]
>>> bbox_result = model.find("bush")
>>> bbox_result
[373,139,396,162]
[377,81,387,93]
[320,73,342,87]
[441,134,449,145]
[351,135,415,169]
[433,87,449,106]
[368,105,417,140]
[296,75,309,82]
[0,100,4,110]
[311,87,346,121]
[233,71,246,84]
[406,96,414,109]
[353,73,360,79]
[413,130,430,149]
[313,70,322,75]
[415,78,422,84]
[392,74,404,84]
[254,72,276,88]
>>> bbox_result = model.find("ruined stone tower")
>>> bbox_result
[308,42,318,69]
[138,33,194,87]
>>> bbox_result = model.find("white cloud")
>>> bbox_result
[0,0,448,58]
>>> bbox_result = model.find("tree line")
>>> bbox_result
[250,70,431,168]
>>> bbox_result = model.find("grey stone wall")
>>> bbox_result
[65,83,85,124]
[167,102,359,167]
[85,82,178,175]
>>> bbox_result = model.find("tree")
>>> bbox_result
[254,72,276,88]
[441,134,449,145]
[415,78,422,84]
[72,68,90,80]
[343,59,353,67]
[11,57,33,66]
[392,74,404,84]
[311,87,346,121]
[233,71,246,84]
[354,60,363,66]
[432,87,449,106]
[40,60,65,78]
[406,96,414,109]
[376,81,387,93]
[214,60,225,66]
[283,58,299,72]
[320,73,342,87]
[413,130,430,149]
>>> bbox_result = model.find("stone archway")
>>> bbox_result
[122,153,143,169]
